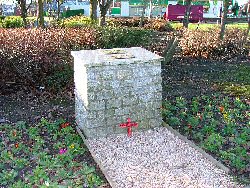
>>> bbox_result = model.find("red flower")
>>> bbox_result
[61,122,70,129]
[219,106,224,113]
[15,143,19,148]
[187,124,192,129]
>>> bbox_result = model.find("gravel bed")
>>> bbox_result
[87,127,243,188]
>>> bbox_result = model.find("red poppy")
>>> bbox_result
[15,143,19,148]
[219,106,224,113]
[61,122,70,129]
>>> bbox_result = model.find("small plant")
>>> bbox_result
[168,117,181,126]
[163,95,250,184]
[1,16,24,28]
[202,133,225,153]
[61,16,96,27]
[0,119,105,187]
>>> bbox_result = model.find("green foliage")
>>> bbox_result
[208,65,250,98]
[0,15,5,27]
[202,133,225,153]
[61,16,96,27]
[169,23,249,31]
[96,26,154,49]
[168,117,181,126]
[46,63,73,93]
[107,17,144,27]
[162,95,250,183]
[219,84,250,98]
[1,16,24,28]
[62,9,85,18]
[0,169,18,185]
[107,17,173,32]
[0,119,104,187]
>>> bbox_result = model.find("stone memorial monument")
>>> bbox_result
[71,47,163,138]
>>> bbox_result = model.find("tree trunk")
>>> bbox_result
[219,0,229,40]
[99,9,106,26]
[90,0,98,21]
[57,0,60,21]
[183,0,192,28]
[139,5,146,27]
[98,0,112,26]
[38,0,44,27]
[20,0,28,28]
[163,37,179,64]
[242,1,250,46]
[247,2,250,36]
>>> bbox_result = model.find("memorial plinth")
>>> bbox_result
[71,47,163,139]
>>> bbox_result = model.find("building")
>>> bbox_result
[53,0,238,18]
[109,0,226,18]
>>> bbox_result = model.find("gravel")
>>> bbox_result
[87,127,243,188]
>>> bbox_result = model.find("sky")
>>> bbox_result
[237,0,248,5]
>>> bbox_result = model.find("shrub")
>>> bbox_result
[1,16,24,28]
[107,17,173,32]
[61,16,96,28]
[144,19,173,32]
[96,26,154,49]
[0,26,154,94]
[203,133,225,153]
[179,28,248,59]
[46,64,74,93]
[0,15,5,27]
[107,17,144,27]
[0,15,5,20]
[0,28,97,93]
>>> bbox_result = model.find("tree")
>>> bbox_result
[90,0,98,21]
[98,0,112,26]
[139,0,147,27]
[183,0,192,28]
[17,0,33,28]
[37,0,44,27]
[219,0,229,39]
[56,0,64,21]
[247,0,250,36]
[242,0,250,46]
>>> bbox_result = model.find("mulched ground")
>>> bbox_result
[1,54,249,187]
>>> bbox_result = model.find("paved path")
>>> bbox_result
[82,127,243,188]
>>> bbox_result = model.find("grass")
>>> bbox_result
[162,94,250,184]
[170,22,249,32]
[209,65,250,98]
[0,119,104,187]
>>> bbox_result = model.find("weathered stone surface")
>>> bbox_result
[72,47,163,138]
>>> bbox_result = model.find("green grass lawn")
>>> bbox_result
[209,64,250,98]
[0,119,104,187]
[170,22,249,31]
